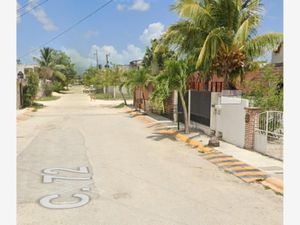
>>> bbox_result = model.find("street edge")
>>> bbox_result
[124,108,283,196]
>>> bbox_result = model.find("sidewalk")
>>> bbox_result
[126,108,283,194]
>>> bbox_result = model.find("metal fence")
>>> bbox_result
[254,111,283,160]
[178,90,211,126]
[256,111,284,139]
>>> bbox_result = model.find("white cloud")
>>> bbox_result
[129,0,150,11]
[90,44,144,65]
[27,0,57,32]
[139,22,165,45]
[62,44,144,73]
[116,4,126,11]
[62,48,94,74]
[17,1,21,24]
[84,30,99,39]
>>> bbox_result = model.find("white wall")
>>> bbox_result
[210,92,220,131]
[105,86,128,96]
[271,43,283,64]
[254,132,267,154]
[215,98,249,148]
[16,64,39,79]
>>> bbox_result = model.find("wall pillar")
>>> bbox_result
[244,107,261,150]
[173,90,178,122]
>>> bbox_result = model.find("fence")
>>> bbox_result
[254,111,283,160]
[178,90,211,127]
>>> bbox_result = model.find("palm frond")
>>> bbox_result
[171,0,212,20]
[244,33,283,58]
[234,15,260,45]
[196,27,226,69]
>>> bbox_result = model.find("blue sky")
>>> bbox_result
[17,0,283,73]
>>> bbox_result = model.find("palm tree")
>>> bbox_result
[152,59,192,133]
[116,69,129,106]
[34,47,67,95]
[126,68,151,112]
[162,0,283,89]
[34,47,55,81]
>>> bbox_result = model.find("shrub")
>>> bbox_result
[243,65,283,111]
[52,81,64,92]
[43,83,53,97]
[23,71,39,107]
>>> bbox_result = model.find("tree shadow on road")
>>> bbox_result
[146,132,177,142]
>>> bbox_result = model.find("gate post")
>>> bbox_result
[173,90,178,122]
[244,107,261,150]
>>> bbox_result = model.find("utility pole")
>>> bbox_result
[105,53,110,68]
[94,50,99,68]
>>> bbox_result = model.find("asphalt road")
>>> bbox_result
[17,86,282,225]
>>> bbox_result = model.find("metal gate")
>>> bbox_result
[254,111,283,160]
[178,90,211,126]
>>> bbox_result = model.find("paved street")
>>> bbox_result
[17,86,282,225]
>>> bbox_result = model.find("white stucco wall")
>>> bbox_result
[216,99,249,148]
[16,64,39,79]
[271,43,283,64]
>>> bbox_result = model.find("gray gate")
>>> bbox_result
[178,90,211,126]
[254,111,283,160]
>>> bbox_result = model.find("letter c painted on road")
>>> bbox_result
[39,193,90,209]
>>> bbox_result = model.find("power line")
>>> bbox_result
[19,0,114,59]
[17,0,42,12]
[18,0,49,18]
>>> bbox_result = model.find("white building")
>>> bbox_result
[16,64,39,79]
[271,42,283,66]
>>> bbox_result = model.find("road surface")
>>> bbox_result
[17,86,282,225]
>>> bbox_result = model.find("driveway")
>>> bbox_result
[17,86,282,225]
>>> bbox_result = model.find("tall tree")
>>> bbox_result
[151,59,192,133]
[143,39,176,74]
[33,47,55,81]
[126,68,152,111]
[162,0,283,89]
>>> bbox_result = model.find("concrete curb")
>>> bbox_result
[125,108,283,195]
[260,177,284,195]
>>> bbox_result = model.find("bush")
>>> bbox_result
[23,71,39,107]
[43,83,53,97]
[52,81,64,92]
[243,65,283,111]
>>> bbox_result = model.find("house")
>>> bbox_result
[115,64,130,71]
[272,42,283,67]
[16,64,40,109]
[129,60,143,69]
[16,64,40,79]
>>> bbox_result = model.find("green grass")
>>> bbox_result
[114,103,126,108]
[37,96,60,101]
[94,93,132,100]
[204,144,215,148]
[31,102,45,112]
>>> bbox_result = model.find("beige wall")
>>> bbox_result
[271,43,283,64]
[215,99,249,148]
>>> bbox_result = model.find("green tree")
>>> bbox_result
[34,47,55,82]
[126,68,152,111]
[243,65,283,111]
[143,39,176,74]
[34,48,77,94]
[52,50,77,87]
[82,67,101,87]
[151,59,192,133]
[162,0,283,89]
[109,66,129,105]
[23,71,39,107]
